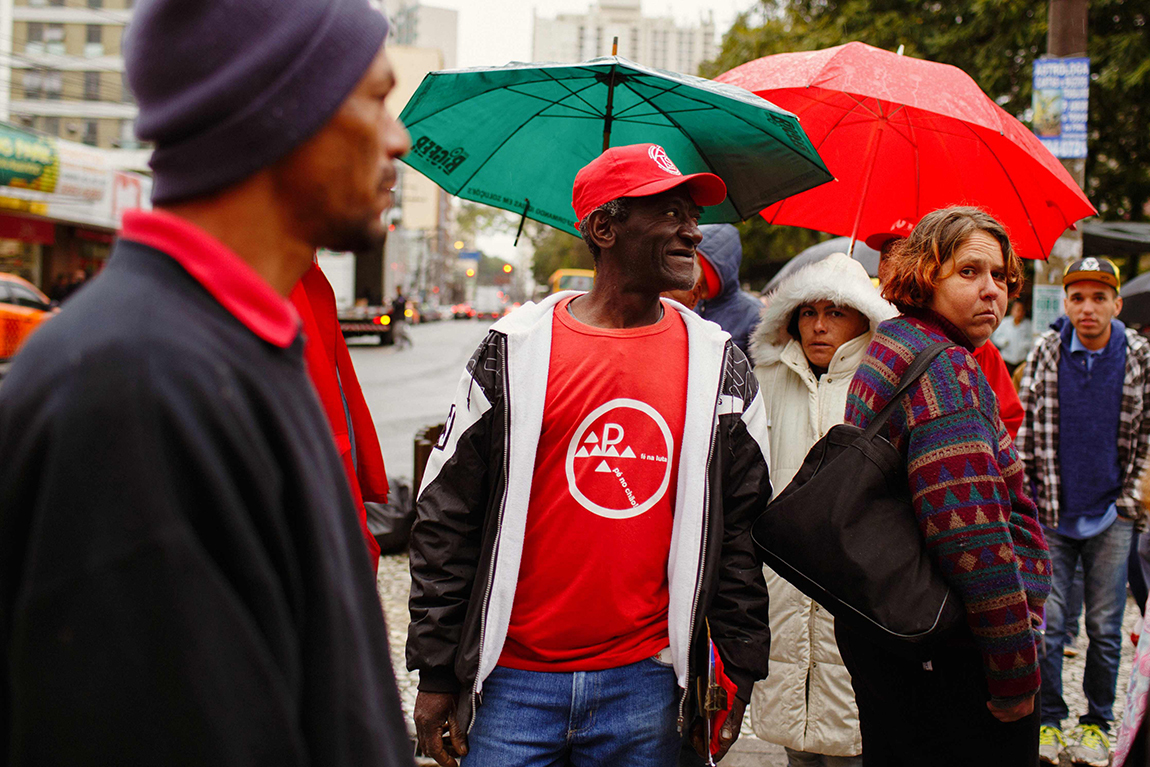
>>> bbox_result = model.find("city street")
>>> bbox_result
[364,319,1141,766]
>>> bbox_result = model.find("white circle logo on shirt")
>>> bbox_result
[565,398,674,519]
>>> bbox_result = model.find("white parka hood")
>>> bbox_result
[749,252,895,367]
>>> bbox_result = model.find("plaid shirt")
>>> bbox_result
[1016,325,1150,529]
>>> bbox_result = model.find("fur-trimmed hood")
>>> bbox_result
[750,252,895,367]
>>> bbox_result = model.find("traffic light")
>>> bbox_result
[465,268,475,277]
[502,264,513,273]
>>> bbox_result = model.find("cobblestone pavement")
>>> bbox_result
[379,553,1141,765]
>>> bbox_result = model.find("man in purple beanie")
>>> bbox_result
[0,1,413,765]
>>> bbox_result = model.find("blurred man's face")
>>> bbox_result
[273,44,411,252]
[1011,300,1027,323]
[1065,280,1122,345]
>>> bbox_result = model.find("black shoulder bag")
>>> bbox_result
[750,341,964,654]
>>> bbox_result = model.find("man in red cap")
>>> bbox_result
[408,143,772,767]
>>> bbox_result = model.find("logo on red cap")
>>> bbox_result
[648,145,682,176]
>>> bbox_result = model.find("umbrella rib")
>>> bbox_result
[621,78,830,215]
[616,78,751,220]
[501,85,604,118]
[960,121,1045,255]
[451,80,608,193]
[402,71,604,130]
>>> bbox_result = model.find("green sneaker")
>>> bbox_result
[1065,723,1111,767]
[1039,725,1065,765]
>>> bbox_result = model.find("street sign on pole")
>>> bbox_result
[1032,57,1090,159]
[458,250,481,261]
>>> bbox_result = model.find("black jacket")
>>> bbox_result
[0,241,413,766]
[406,294,772,733]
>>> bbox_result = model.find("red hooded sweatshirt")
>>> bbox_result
[290,264,387,571]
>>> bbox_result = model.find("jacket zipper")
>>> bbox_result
[678,344,727,733]
[469,334,512,731]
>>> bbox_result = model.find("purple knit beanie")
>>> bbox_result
[125,0,389,204]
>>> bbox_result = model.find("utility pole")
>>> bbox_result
[1032,0,1089,317]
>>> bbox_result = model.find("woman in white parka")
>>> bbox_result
[748,252,895,767]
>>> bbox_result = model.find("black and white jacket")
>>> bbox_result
[406,292,773,732]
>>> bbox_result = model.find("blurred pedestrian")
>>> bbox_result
[390,284,412,348]
[47,271,69,302]
[696,223,763,357]
[1016,256,1150,766]
[842,206,1051,766]
[993,299,1034,369]
[0,0,414,764]
[872,227,1024,438]
[748,252,895,766]
[407,143,772,767]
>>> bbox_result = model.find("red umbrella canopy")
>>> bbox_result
[717,41,1096,259]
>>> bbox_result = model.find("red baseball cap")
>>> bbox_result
[571,143,727,224]
[864,219,915,251]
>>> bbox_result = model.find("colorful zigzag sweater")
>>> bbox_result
[845,310,1052,703]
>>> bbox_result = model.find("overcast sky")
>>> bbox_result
[431,0,751,69]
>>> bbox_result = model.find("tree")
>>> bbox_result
[702,0,1150,246]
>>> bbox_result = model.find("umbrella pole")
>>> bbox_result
[513,198,531,247]
[847,120,886,259]
[602,37,619,153]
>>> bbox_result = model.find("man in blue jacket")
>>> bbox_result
[696,224,763,358]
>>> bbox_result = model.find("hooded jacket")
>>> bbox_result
[747,253,895,757]
[697,224,763,358]
[406,292,773,734]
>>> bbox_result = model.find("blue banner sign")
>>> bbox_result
[1032,57,1089,159]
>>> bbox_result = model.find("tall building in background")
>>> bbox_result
[376,1,458,305]
[533,0,716,74]
[5,0,145,158]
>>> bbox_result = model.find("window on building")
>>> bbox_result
[117,118,137,149]
[88,0,103,7]
[48,0,65,6]
[82,120,98,146]
[121,71,135,104]
[44,24,65,56]
[25,23,44,55]
[42,116,60,136]
[85,25,104,57]
[84,71,101,101]
[24,69,62,100]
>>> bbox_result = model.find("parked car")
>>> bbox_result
[0,272,56,361]
[452,303,476,320]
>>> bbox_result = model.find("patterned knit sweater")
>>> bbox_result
[845,311,1052,703]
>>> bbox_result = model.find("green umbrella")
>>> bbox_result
[397,55,832,237]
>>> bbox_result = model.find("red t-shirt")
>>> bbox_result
[499,297,688,672]
[972,342,1023,439]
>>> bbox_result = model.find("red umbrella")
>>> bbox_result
[716,42,1096,259]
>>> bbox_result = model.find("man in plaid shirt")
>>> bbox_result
[1017,256,1150,766]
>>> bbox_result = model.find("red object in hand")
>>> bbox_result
[707,641,738,756]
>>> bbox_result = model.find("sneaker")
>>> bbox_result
[1039,725,1066,765]
[1065,723,1111,767]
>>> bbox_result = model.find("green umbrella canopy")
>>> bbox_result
[398,56,833,236]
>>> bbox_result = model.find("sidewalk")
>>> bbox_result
[381,552,1140,766]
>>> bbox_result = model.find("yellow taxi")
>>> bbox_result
[0,272,56,361]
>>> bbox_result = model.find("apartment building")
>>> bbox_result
[533,0,716,75]
[4,0,139,150]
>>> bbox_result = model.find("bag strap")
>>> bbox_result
[861,341,956,442]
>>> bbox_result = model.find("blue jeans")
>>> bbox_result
[463,657,682,767]
[1039,518,1134,731]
